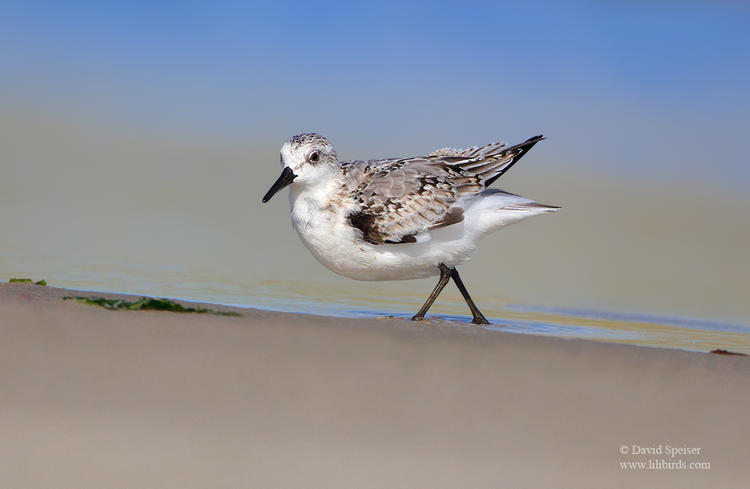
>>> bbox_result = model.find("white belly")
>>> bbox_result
[289,190,476,281]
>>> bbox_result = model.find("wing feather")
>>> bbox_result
[344,136,544,244]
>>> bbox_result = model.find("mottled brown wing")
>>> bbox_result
[346,159,468,244]
[344,136,544,244]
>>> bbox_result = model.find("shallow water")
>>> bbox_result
[19,265,749,355]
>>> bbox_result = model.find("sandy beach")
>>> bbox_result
[1,282,748,488]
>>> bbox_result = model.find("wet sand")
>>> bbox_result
[1,283,748,488]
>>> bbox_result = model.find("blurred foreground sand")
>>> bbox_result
[1,283,748,488]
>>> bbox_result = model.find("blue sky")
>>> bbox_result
[2,1,749,186]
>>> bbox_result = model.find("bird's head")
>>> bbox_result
[262,133,338,203]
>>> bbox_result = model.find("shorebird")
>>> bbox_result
[263,133,558,324]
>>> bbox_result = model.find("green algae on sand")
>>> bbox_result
[9,278,47,285]
[62,296,241,316]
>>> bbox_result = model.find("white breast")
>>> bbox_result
[289,187,377,279]
[287,186,476,281]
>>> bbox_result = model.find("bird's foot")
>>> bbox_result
[471,314,491,325]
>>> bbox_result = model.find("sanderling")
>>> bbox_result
[263,133,558,324]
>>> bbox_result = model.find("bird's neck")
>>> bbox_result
[288,177,342,220]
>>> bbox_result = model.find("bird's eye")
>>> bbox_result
[310,151,319,163]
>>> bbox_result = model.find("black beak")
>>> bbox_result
[262,167,297,203]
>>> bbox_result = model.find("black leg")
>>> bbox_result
[450,268,490,325]
[411,264,451,321]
